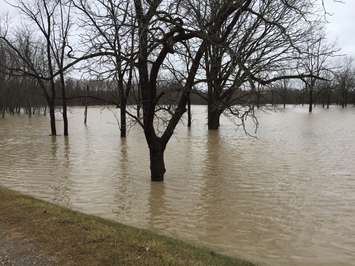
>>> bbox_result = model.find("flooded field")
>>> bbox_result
[1,105,355,266]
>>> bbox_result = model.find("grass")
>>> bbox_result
[0,187,257,266]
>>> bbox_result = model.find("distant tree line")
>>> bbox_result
[2,74,354,115]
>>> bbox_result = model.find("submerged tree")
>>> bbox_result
[0,0,74,136]
[298,31,335,113]
[0,29,58,135]
[72,0,137,138]
[132,0,207,181]
[196,0,328,129]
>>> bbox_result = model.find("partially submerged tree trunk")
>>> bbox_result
[208,107,221,130]
[60,74,68,136]
[49,104,57,136]
[187,95,192,128]
[342,89,348,108]
[309,85,313,113]
[149,140,166,182]
[120,98,127,138]
[84,85,88,125]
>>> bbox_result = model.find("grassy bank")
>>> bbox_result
[0,187,256,266]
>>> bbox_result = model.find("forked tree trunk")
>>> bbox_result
[149,141,166,182]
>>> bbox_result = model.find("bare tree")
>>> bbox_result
[298,31,335,113]
[52,0,73,136]
[0,26,58,135]
[131,0,266,181]
[72,0,136,138]
[196,0,329,129]
[1,0,74,135]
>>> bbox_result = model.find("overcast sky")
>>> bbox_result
[325,0,355,57]
[0,0,354,57]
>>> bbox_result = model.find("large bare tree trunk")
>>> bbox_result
[149,140,166,182]
[207,79,221,130]
[208,107,221,130]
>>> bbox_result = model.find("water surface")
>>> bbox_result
[1,106,355,266]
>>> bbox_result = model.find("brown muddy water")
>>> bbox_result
[0,105,355,266]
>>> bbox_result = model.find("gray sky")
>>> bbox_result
[325,0,355,57]
[0,0,354,57]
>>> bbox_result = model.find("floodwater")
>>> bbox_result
[0,105,355,266]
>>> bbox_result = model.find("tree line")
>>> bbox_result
[1,75,354,116]
[0,0,354,181]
